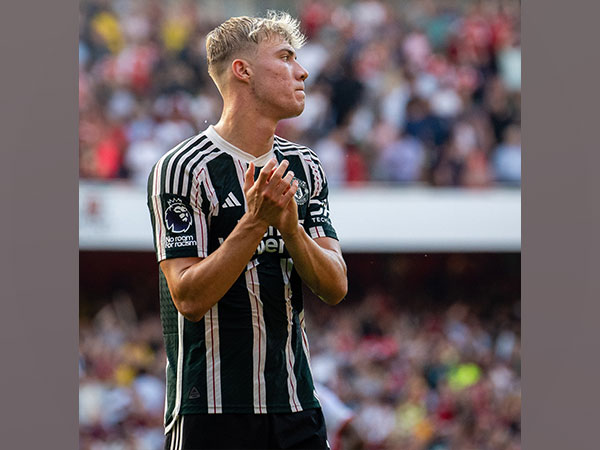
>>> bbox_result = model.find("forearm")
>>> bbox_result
[281,226,347,305]
[169,214,267,321]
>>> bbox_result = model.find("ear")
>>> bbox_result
[231,59,252,83]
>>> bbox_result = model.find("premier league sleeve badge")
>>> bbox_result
[164,198,193,234]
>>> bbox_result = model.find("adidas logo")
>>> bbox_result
[222,192,242,208]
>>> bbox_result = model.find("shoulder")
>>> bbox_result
[274,135,328,197]
[274,135,321,165]
[148,130,225,196]
[149,133,202,174]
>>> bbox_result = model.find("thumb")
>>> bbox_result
[244,162,255,193]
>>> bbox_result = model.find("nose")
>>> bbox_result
[296,61,309,81]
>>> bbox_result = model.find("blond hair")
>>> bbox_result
[206,10,306,80]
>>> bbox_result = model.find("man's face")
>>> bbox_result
[248,35,309,120]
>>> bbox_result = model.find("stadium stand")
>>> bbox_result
[79,1,520,448]
[79,0,520,188]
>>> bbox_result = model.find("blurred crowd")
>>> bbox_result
[79,293,520,450]
[79,0,521,188]
[308,294,521,450]
[79,297,167,450]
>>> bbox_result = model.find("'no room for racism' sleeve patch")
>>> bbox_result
[149,193,209,262]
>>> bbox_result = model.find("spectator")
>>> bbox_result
[492,124,521,185]
[79,0,521,188]
[80,254,521,449]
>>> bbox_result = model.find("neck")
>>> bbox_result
[213,97,278,158]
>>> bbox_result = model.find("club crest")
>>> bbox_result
[293,178,309,206]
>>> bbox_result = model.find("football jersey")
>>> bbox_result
[147,125,338,433]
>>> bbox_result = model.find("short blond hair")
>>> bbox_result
[206,10,306,79]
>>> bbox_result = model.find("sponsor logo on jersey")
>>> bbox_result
[219,224,307,256]
[293,178,309,205]
[165,198,193,233]
[309,199,330,217]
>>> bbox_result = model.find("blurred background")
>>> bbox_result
[79,0,520,449]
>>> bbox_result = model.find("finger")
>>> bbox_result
[256,158,277,188]
[243,162,255,192]
[272,170,295,197]
[267,159,289,186]
[282,179,299,203]
[279,171,296,194]
[265,166,277,183]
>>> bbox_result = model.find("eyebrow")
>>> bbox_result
[277,48,296,58]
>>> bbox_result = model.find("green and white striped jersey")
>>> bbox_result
[147,126,338,433]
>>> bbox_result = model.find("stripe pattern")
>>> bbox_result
[205,304,222,413]
[245,262,267,413]
[309,225,326,239]
[274,136,325,197]
[281,257,302,412]
[168,415,185,450]
[148,132,223,261]
[149,129,338,424]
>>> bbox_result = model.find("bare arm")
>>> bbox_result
[160,158,297,321]
[160,215,265,322]
[274,192,347,305]
[282,229,347,305]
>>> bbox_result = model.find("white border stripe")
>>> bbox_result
[169,138,209,195]
[163,313,184,434]
[151,160,165,260]
[179,416,185,450]
[152,137,212,261]
[152,138,189,259]
[165,136,202,194]
[169,415,178,450]
[277,148,313,193]
[281,258,302,412]
[174,417,180,450]
[205,304,223,413]
[299,310,312,365]
[245,264,267,413]
[274,138,323,195]
[163,360,170,427]
[192,197,208,258]
[174,313,184,415]
[180,144,218,197]
[299,310,319,405]
[151,139,194,260]
[234,159,248,209]
[193,153,222,217]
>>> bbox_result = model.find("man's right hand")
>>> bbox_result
[243,158,298,228]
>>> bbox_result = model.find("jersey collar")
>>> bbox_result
[206,125,275,167]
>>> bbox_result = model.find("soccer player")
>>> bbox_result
[147,11,347,450]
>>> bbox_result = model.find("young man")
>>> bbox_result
[147,11,347,450]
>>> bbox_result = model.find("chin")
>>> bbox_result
[279,104,305,120]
